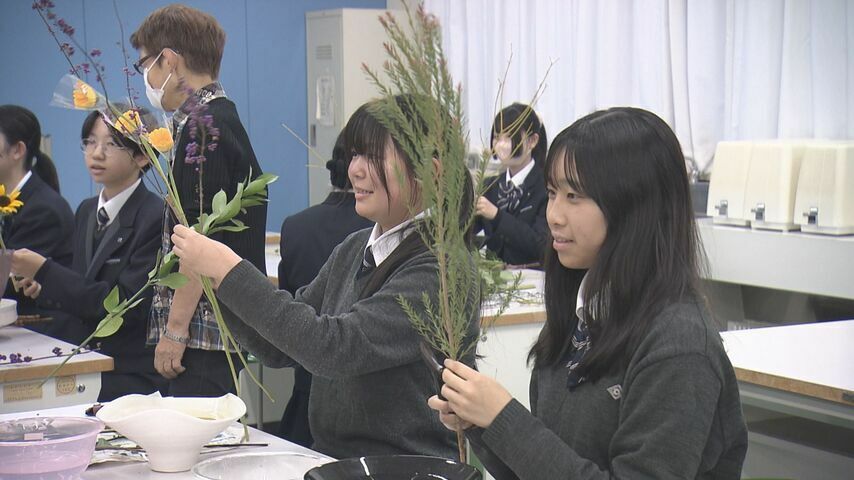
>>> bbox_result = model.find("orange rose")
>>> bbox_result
[147,128,174,153]
[116,110,142,135]
[72,80,97,109]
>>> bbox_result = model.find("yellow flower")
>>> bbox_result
[147,128,174,153]
[0,184,24,215]
[116,110,143,135]
[72,80,98,109]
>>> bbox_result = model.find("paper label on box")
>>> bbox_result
[56,375,76,396]
[3,381,43,402]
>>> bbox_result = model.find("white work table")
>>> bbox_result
[721,320,854,478]
[0,327,113,414]
[721,319,854,425]
[0,404,329,479]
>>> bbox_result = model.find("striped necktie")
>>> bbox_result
[96,207,110,232]
[565,315,591,389]
[496,177,524,214]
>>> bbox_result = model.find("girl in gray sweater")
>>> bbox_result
[430,107,748,479]
[170,98,478,460]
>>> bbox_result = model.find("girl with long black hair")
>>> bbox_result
[430,107,748,479]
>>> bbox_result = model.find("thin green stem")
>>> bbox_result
[38,281,152,387]
[200,276,273,441]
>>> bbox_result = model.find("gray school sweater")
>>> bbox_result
[216,229,478,460]
[468,302,748,480]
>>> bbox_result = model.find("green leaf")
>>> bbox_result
[240,199,265,208]
[102,286,120,312]
[201,211,220,235]
[211,190,227,215]
[157,272,189,289]
[244,173,277,196]
[158,251,179,278]
[221,185,243,221]
[148,250,162,280]
[125,297,146,311]
[94,314,123,338]
[208,225,248,234]
[194,213,208,231]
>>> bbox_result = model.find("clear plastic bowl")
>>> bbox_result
[0,416,103,479]
[193,451,332,480]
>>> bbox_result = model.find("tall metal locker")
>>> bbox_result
[305,8,389,206]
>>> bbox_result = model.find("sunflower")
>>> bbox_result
[0,184,24,215]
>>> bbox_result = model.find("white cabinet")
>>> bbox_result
[305,8,390,205]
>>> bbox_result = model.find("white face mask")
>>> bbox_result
[143,50,173,112]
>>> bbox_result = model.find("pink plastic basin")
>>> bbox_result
[0,416,103,479]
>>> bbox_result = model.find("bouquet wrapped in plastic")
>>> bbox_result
[50,74,107,111]
[51,74,173,154]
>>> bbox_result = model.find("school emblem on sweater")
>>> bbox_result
[606,384,622,400]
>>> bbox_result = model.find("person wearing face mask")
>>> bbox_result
[0,105,74,326]
[130,4,267,397]
[475,103,549,266]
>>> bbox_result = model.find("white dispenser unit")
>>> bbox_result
[743,141,805,231]
[794,142,854,235]
[707,141,753,226]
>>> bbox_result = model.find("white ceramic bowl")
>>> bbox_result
[193,451,332,480]
[0,298,17,328]
[96,392,246,472]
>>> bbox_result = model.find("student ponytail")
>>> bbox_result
[31,150,60,193]
[532,116,548,166]
[0,105,61,193]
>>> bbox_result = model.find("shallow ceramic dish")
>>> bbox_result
[305,455,482,480]
[96,392,246,472]
[0,416,103,479]
[193,451,332,480]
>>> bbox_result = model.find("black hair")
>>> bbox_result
[491,103,548,165]
[81,104,155,173]
[529,107,705,381]
[0,105,61,192]
[325,128,351,190]
[344,99,419,209]
[347,95,474,299]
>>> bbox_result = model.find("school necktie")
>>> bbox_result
[355,246,376,280]
[565,315,591,389]
[496,177,524,214]
[96,207,110,232]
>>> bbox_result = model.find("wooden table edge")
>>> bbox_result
[482,310,546,327]
[734,367,854,406]
[0,357,114,384]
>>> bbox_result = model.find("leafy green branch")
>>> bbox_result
[38,250,186,387]
[37,174,277,393]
